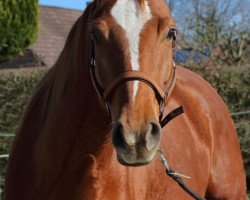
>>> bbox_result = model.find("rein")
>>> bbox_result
[158,107,206,200]
[89,35,206,200]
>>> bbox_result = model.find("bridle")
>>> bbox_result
[89,31,206,200]
[89,34,176,120]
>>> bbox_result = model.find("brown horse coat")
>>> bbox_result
[5,0,246,199]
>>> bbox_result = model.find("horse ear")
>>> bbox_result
[83,1,97,21]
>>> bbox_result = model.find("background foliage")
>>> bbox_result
[0,68,47,133]
[0,0,39,63]
[186,65,250,112]
[169,0,250,66]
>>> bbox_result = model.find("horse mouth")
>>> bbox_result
[116,154,152,167]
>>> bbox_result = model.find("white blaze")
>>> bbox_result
[111,0,152,100]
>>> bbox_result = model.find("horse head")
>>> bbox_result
[87,0,176,166]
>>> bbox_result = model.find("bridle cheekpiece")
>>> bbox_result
[90,34,176,120]
[89,29,206,200]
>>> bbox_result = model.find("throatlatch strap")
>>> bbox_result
[160,106,184,128]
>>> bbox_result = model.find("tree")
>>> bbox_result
[0,0,39,63]
[171,0,250,66]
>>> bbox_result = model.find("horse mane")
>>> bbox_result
[16,3,97,137]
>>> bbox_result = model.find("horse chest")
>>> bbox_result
[78,157,198,200]
[78,158,148,200]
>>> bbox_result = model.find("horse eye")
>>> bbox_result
[165,28,176,40]
[91,30,99,43]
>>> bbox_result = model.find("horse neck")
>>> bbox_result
[31,20,113,154]
[13,64,114,198]
[7,11,116,198]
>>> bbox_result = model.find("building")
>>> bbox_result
[0,6,82,69]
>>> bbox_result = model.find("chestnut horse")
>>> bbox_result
[5,0,246,199]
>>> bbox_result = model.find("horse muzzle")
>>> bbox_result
[112,120,161,166]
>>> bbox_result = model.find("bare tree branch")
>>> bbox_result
[171,0,250,66]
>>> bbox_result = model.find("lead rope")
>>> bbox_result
[159,107,206,200]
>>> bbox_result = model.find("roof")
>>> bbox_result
[31,6,82,66]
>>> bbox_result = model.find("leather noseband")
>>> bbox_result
[90,39,176,119]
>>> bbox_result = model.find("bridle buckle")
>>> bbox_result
[160,94,167,117]
[91,57,95,68]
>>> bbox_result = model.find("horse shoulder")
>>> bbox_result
[175,66,236,133]
[174,66,246,199]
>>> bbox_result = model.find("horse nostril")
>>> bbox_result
[112,123,125,148]
[151,122,161,136]
[112,122,137,148]
[145,122,161,150]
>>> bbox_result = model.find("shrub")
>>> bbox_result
[185,65,250,113]
[0,0,39,63]
[0,67,48,133]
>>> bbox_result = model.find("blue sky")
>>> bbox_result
[39,0,90,10]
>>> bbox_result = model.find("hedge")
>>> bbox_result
[187,65,250,113]
[0,66,249,192]
[0,67,48,133]
[0,0,39,62]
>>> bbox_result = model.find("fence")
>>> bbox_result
[231,110,250,117]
